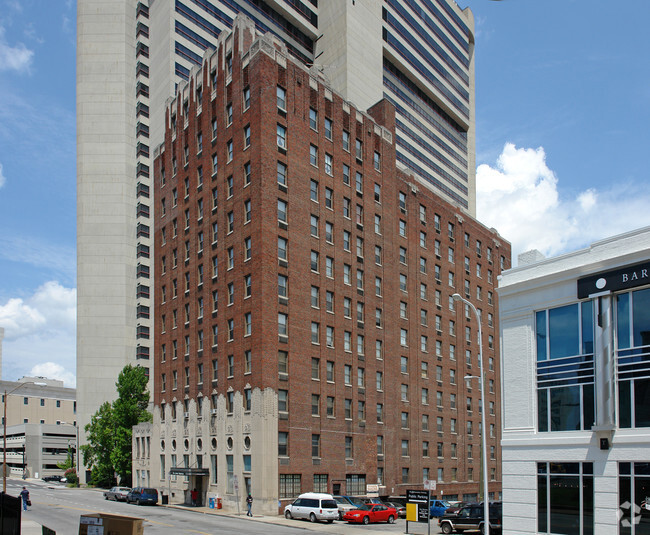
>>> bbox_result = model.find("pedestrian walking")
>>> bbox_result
[246,493,253,516]
[20,487,30,511]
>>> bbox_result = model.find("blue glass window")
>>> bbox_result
[617,288,650,428]
[536,302,595,432]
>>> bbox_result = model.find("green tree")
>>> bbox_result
[81,365,152,487]
[56,448,78,487]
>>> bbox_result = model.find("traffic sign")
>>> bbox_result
[424,479,437,491]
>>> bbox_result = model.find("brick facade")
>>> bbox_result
[151,20,510,506]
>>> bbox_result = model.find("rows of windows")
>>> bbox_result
[160,386,252,420]
[160,333,252,381]
[134,8,151,359]
[277,434,497,489]
[278,473,366,499]
[275,346,495,426]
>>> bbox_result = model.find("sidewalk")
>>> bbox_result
[20,518,44,535]
[163,502,434,534]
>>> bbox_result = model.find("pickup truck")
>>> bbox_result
[438,501,502,534]
[429,499,451,518]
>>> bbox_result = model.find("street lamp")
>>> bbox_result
[3,381,46,493]
[61,421,79,481]
[452,293,490,535]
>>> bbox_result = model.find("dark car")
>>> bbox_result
[42,475,66,483]
[438,501,502,534]
[445,501,474,515]
[126,487,159,505]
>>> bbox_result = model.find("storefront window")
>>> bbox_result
[538,462,593,535]
[619,462,650,534]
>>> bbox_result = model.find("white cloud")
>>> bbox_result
[29,362,76,388]
[0,281,75,340]
[477,143,650,265]
[3,332,76,388]
[0,26,33,73]
[0,282,76,387]
[0,162,5,188]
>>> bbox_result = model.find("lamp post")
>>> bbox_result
[3,381,46,493]
[452,293,490,535]
[61,421,79,480]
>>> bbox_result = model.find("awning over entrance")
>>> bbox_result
[168,468,210,476]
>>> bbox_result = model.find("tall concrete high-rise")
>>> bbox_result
[77,0,476,482]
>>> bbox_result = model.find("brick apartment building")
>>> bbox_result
[136,17,510,513]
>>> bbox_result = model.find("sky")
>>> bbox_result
[0,0,649,387]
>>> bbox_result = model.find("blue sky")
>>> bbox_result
[0,0,649,386]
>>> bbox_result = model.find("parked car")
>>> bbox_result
[104,486,131,501]
[126,487,159,505]
[430,499,451,518]
[346,496,367,507]
[332,495,358,520]
[384,501,407,518]
[343,503,397,524]
[284,492,338,523]
[444,501,473,515]
[362,497,385,505]
[42,475,66,483]
[438,501,502,534]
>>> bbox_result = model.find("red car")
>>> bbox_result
[343,503,397,524]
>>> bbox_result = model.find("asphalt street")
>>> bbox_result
[9,478,443,534]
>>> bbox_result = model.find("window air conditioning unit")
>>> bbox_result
[184,412,190,419]
[211,409,218,415]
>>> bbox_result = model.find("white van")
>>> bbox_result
[284,492,339,523]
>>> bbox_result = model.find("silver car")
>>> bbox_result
[104,486,131,501]
[333,496,358,520]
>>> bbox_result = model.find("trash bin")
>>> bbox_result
[216,497,222,509]
[162,494,169,505]
[209,497,215,509]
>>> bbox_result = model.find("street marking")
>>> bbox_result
[140,518,175,527]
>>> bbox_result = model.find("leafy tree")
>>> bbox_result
[56,449,78,487]
[81,365,152,487]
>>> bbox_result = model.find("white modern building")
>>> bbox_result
[499,227,650,535]
[77,0,476,483]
